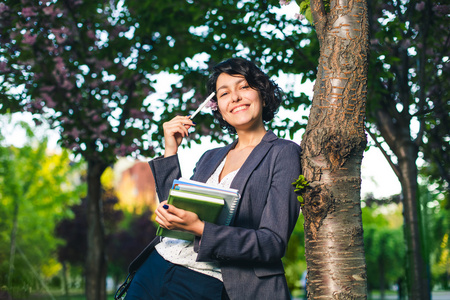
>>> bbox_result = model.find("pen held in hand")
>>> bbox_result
[189,92,216,120]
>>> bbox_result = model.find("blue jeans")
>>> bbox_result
[125,250,228,300]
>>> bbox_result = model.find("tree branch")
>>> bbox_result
[414,0,432,148]
[365,125,402,181]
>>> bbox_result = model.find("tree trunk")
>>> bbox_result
[399,153,430,300]
[85,159,108,300]
[301,1,369,298]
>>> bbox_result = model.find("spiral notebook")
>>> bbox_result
[172,177,241,226]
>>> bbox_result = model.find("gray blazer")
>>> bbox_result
[130,131,302,300]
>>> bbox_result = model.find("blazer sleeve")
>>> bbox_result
[196,141,302,263]
[148,150,211,201]
[148,154,182,202]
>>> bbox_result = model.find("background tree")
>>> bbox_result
[0,120,82,298]
[365,1,449,298]
[299,0,369,298]
[0,1,155,298]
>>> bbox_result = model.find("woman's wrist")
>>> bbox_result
[163,139,178,157]
[164,149,177,158]
[191,220,205,237]
[163,142,178,157]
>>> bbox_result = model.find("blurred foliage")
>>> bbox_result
[362,204,406,294]
[283,214,306,295]
[0,118,84,298]
[284,180,449,297]
[0,0,156,163]
[107,210,157,284]
[361,178,450,294]
[0,0,317,159]
[419,184,450,290]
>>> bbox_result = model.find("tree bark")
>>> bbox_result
[85,159,108,300]
[301,1,369,298]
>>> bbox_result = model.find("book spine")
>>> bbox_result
[224,196,240,225]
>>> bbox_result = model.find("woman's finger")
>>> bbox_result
[164,117,194,135]
[155,202,186,229]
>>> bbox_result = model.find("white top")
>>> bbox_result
[155,157,239,281]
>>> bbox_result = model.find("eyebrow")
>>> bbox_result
[216,77,247,92]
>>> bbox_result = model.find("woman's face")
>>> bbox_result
[215,73,264,132]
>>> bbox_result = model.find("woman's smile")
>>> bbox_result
[230,104,249,113]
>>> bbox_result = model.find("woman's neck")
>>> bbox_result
[234,126,267,150]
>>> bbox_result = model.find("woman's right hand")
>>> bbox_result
[163,115,195,157]
[155,201,205,236]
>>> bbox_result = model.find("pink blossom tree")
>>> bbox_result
[1,1,154,299]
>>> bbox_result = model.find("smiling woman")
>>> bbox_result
[118,58,302,300]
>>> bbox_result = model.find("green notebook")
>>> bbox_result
[156,189,225,241]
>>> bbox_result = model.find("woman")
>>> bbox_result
[121,57,302,300]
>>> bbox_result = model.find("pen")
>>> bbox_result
[189,92,216,120]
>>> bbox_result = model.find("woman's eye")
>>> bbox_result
[220,92,228,98]
[241,85,249,89]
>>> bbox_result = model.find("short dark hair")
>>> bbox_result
[207,57,282,134]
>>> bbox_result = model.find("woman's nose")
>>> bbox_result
[231,90,241,102]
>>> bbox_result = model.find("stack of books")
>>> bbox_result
[156,178,241,241]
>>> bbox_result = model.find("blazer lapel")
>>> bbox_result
[193,131,278,193]
[230,131,277,193]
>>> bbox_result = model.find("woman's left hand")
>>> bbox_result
[155,201,205,236]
